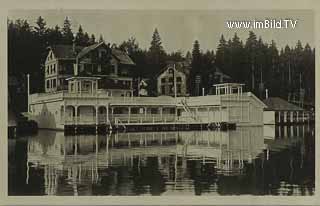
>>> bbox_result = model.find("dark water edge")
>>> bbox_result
[8,125,315,196]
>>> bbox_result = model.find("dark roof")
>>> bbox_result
[263,97,304,111]
[48,43,135,65]
[158,62,190,76]
[112,49,135,65]
[214,67,232,79]
[77,42,104,59]
[49,45,83,59]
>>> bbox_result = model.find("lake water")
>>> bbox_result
[8,125,315,196]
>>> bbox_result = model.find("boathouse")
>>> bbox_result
[263,97,308,125]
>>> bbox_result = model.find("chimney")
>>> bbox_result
[72,38,76,53]
[265,89,269,99]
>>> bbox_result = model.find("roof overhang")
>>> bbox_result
[66,76,101,81]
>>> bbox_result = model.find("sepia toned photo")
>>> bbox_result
[7,8,315,198]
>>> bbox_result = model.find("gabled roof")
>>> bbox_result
[158,61,190,77]
[214,67,232,79]
[112,49,135,65]
[49,45,83,59]
[263,97,304,111]
[77,42,105,59]
[47,43,135,65]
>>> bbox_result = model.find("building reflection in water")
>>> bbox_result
[13,125,314,196]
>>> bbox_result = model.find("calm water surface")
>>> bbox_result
[8,125,315,196]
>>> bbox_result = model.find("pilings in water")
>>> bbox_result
[275,110,314,125]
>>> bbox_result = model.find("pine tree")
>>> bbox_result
[75,25,85,46]
[245,31,258,92]
[230,33,245,83]
[34,16,47,37]
[99,34,104,43]
[47,25,63,45]
[149,28,164,53]
[89,34,96,45]
[62,16,73,44]
[148,28,166,74]
[119,37,140,55]
[83,32,90,46]
[190,40,202,95]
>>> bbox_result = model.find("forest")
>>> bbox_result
[8,16,315,112]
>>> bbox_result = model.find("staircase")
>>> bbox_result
[180,99,199,122]
[114,117,126,131]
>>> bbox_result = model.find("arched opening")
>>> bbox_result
[78,106,95,124]
[65,105,75,123]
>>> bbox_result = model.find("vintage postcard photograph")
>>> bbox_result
[3,1,318,205]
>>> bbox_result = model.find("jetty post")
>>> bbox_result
[27,73,30,112]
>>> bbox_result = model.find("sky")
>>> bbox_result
[8,10,314,54]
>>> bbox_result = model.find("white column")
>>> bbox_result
[95,106,98,125]
[106,104,109,124]
[144,107,147,119]
[63,104,66,124]
[79,81,82,95]
[290,111,294,123]
[75,106,78,125]
[278,111,281,123]
[128,107,131,122]
[283,111,287,123]
[91,81,94,94]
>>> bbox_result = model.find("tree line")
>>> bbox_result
[8,16,315,106]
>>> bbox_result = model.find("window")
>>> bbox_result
[100,51,106,58]
[53,79,56,88]
[161,86,165,94]
[46,80,49,88]
[177,85,181,93]
[161,78,166,83]
[176,77,182,82]
[169,77,174,82]
[93,64,98,73]
[111,65,116,74]
[70,83,74,92]
[151,108,158,114]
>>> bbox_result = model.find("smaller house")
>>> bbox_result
[214,67,232,84]
[157,62,188,97]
